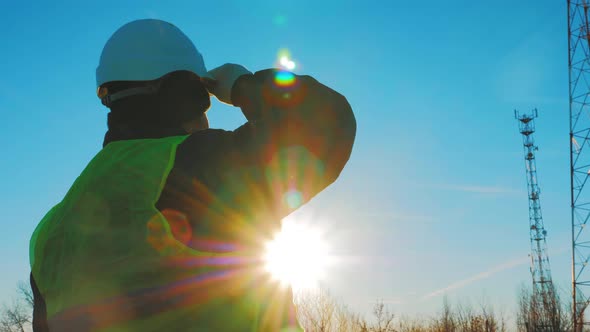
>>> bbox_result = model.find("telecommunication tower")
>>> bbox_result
[515,109,558,330]
[568,1,590,329]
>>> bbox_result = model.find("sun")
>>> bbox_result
[263,217,329,290]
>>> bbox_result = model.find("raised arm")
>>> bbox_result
[171,66,356,250]
[230,68,356,209]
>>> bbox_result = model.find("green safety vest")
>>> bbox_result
[30,135,301,331]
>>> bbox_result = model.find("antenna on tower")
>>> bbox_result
[515,109,560,331]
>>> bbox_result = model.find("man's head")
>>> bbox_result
[96,19,212,132]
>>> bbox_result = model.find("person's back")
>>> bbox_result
[31,137,197,330]
[29,19,356,331]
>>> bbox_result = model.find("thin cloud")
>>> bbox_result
[422,256,528,300]
[422,246,569,300]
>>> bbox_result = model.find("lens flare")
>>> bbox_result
[273,14,288,26]
[162,209,192,245]
[274,71,296,87]
[284,190,303,209]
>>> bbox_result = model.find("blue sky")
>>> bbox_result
[0,0,570,322]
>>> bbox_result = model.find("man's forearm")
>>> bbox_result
[231,69,356,149]
[228,68,356,213]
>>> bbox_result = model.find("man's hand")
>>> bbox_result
[204,63,252,105]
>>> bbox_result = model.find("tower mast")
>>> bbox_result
[568,1,590,329]
[515,109,558,331]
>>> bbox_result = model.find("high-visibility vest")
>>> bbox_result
[30,135,301,331]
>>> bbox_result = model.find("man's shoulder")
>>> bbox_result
[174,128,234,170]
[187,128,230,139]
[179,128,233,150]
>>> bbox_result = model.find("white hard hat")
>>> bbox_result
[96,19,211,88]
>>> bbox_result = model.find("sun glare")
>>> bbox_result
[264,218,329,290]
[276,48,297,71]
[280,56,296,70]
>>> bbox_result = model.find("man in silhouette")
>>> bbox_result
[29,19,356,331]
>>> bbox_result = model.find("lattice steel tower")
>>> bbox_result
[515,109,558,331]
[569,1,590,329]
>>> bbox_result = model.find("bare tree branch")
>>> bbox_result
[0,300,30,332]
[16,282,32,310]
